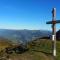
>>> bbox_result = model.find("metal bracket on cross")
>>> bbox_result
[46,8,60,59]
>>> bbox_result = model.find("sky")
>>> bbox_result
[0,0,60,31]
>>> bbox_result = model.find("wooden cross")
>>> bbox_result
[46,8,60,59]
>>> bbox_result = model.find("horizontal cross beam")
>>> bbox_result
[46,20,60,24]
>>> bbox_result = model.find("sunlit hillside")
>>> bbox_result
[0,38,60,60]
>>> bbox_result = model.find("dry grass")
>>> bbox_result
[0,39,60,60]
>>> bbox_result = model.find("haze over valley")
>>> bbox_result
[0,29,51,44]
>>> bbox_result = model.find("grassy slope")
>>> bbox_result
[27,39,60,60]
[0,39,60,60]
[27,39,53,60]
[57,41,60,60]
[0,40,12,51]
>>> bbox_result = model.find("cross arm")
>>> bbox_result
[46,20,60,24]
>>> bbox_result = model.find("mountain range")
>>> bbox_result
[0,29,51,44]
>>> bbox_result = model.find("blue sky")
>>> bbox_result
[0,0,60,31]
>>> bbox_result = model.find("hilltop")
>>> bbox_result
[0,38,60,60]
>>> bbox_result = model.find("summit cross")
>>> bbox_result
[46,8,60,59]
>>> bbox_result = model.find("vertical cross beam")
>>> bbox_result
[46,8,60,60]
[52,8,56,58]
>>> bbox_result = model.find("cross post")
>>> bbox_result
[46,8,60,59]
